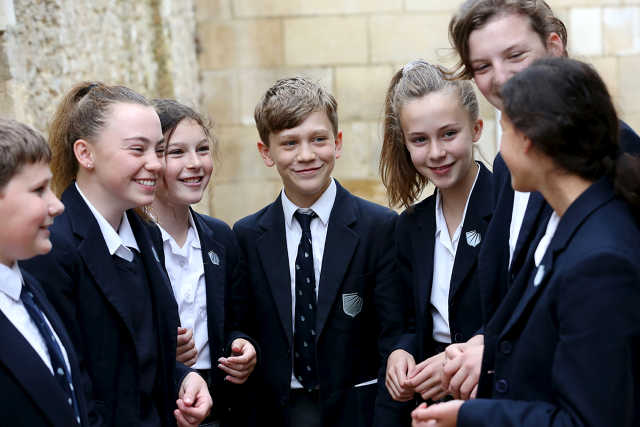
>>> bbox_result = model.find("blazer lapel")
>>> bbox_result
[256,196,294,345]
[450,164,493,302]
[0,311,75,426]
[412,198,436,327]
[316,183,359,338]
[192,210,226,353]
[501,179,614,336]
[63,186,138,345]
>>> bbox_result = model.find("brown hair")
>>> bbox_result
[380,60,479,209]
[254,77,338,145]
[49,81,150,196]
[449,0,567,80]
[151,98,218,162]
[0,118,51,191]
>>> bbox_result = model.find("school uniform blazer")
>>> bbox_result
[147,208,257,425]
[393,162,493,362]
[232,180,404,427]
[0,270,91,427]
[475,121,640,396]
[458,178,640,426]
[20,184,190,427]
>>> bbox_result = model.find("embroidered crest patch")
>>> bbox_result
[465,230,481,247]
[342,292,363,318]
[208,250,220,266]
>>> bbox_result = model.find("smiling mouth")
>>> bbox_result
[295,166,322,175]
[135,179,156,187]
[430,163,453,174]
[180,176,203,184]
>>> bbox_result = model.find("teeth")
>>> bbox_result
[137,179,156,186]
[181,177,202,183]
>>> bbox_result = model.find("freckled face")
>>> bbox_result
[400,89,482,191]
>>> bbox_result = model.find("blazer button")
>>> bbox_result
[495,379,509,393]
[500,340,512,354]
[453,332,463,343]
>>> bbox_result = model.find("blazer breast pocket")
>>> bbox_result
[328,272,373,331]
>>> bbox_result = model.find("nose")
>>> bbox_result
[186,151,202,169]
[493,62,512,87]
[47,190,65,217]
[297,141,316,162]
[145,150,163,172]
[428,140,445,161]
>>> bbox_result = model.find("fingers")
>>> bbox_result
[176,328,197,365]
[174,400,199,427]
[470,384,478,400]
[441,355,462,391]
[177,327,193,346]
[458,373,478,400]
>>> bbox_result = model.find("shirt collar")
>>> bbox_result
[75,182,139,256]
[281,178,336,229]
[0,262,24,301]
[434,162,481,242]
[158,211,201,255]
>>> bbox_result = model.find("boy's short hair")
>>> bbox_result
[254,77,338,145]
[449,0,568,80]
[0,118,51,190]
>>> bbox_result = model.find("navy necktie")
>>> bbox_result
[21,284,82,425]
[293,210,318,391]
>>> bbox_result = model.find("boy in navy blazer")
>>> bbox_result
[232,77,404,427]
[0,119,91,426]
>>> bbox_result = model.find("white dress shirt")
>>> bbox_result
[0,262,71,374]
[431,166,480,344]
[533,211,561,268]
[75,183,139,261]
[281,178,336,389]
[158,213,210,369]
[508,191,531,269]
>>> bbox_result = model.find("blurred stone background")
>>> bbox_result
[1,0,639,224]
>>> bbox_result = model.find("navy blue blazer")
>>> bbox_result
[232,181,404,427]
[0,270,91,427]
[475,121,640,396]
[21,184,190,427]
[394,162,494,362]
[148,208,256,426]
[459,178,640,426]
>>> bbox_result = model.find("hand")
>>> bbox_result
[405,352,448,401]
[175,372,213,427]
[411,400,463,427]
[177,327,198,367]
[442,334,484,400]
[385,349,416,401]
[217,338,257,384]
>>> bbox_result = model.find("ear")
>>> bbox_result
[73,139,94,170]
[471,119,484,143]
[334,131,343,160]
[257,141,275,167]
[545,32,565,58]
[521,133,534,154]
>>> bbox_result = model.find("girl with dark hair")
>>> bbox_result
[412,57,640,427]
[149,99,257,426]
[379,60,493,409]
[21,82,212,427]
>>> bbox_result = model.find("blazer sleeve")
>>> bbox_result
[459,252,640,427]
[20,233,102,427]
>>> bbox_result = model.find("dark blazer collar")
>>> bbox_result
[449,162,494,301]
[190,209,226,356]
[502,178,614,336]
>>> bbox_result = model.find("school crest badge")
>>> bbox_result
[342,292,363,318]
[465,230,481,247]
[208,250,220,266]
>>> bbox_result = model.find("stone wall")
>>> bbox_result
[0,0,207,209]
[197,0,640,225]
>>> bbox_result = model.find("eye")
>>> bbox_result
[167,148,184,156]
[283,140,297,147]
[33,185,46,196]
[472,63,489,74]
[443,130,458,139]
[508,51,524,60]
[313,136,328,143]
[197,145,210,153]
[410,136,427,145]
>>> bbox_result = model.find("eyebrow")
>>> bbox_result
[124,136,166,145]
[167,138,209,146]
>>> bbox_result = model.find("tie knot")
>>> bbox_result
[294,210,316,234]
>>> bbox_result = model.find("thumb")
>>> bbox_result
[231,339,245,355]
[180,376,198,406]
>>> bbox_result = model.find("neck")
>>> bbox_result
[537,170,593,217]
[440,162,478,237]
[76,176,125,231]
[151,199,191,247]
